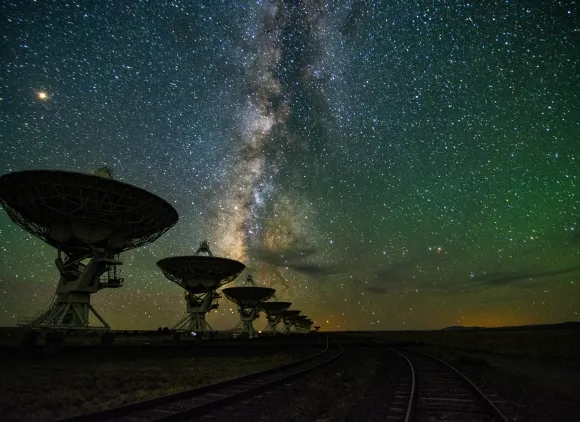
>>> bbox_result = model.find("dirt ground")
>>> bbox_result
[346,326,580,359]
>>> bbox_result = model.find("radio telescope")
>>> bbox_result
[0,169,178,330]
[157,241,245,334]
[288,315,313,333]
[280,309,301,333]
[293,315,309,333]
[222,274,275,339]
[260,301,291,334]
[301,318,314,333]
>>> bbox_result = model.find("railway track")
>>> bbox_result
[389,349,511,422]
[57,337,343,422]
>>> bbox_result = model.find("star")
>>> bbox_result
[0,1,578,331]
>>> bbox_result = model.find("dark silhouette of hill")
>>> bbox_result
[442,321,580,331]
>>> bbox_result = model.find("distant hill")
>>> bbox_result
[442,326,484,331]
[442,321,580,331]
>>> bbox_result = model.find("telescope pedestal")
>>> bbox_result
[232,306,260,339]
[32,292,109,329]
[173,291,217,333]
[264,313,282,334]
[19,253,122,330]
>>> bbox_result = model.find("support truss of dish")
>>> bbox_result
[171,290,221,333]
[0,169,178,331]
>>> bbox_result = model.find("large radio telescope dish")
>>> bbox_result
[0,170,178,253]
[0,169,179,331]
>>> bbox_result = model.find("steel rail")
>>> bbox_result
[390,349,415,422]
[393,348,509,422]
[57,337,342,422]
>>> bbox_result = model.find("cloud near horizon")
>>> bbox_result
[251,245,341,278]
[435,265,580,295]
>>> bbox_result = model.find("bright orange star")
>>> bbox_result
[36,91,48,100]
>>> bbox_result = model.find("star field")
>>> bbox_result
[0,1,578,331]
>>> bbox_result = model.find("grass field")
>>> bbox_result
[0,341,304,422]
[2,325,577,421]
[346,326,580,358]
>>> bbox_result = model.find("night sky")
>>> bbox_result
[1,1,578,331]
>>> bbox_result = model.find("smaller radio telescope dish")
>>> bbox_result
[298,318,314,333]
[157,241,245,334]
[222,274,275,339]
[292,316,314,334]
[280,309,301,333]
[222,286,276,306]
[261,301,291,334]
[292,314,308,327]
[0,169,178,331]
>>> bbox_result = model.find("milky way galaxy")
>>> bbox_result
[1,1,578,331]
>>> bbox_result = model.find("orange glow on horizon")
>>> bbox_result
[458,310,536,328]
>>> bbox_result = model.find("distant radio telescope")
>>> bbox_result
[0,168,178,331]
[222,274,275,339]
[260,301,291,334]
[280,309,301,333]
[298,318,314,333]
[157,240,245,334]
[291,315,309,333]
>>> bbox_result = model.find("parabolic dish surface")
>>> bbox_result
[157,256,245,292]
[0,170,178,252]
[281,310,301,318]
[261,301,292,314]
[222,286,276,306]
